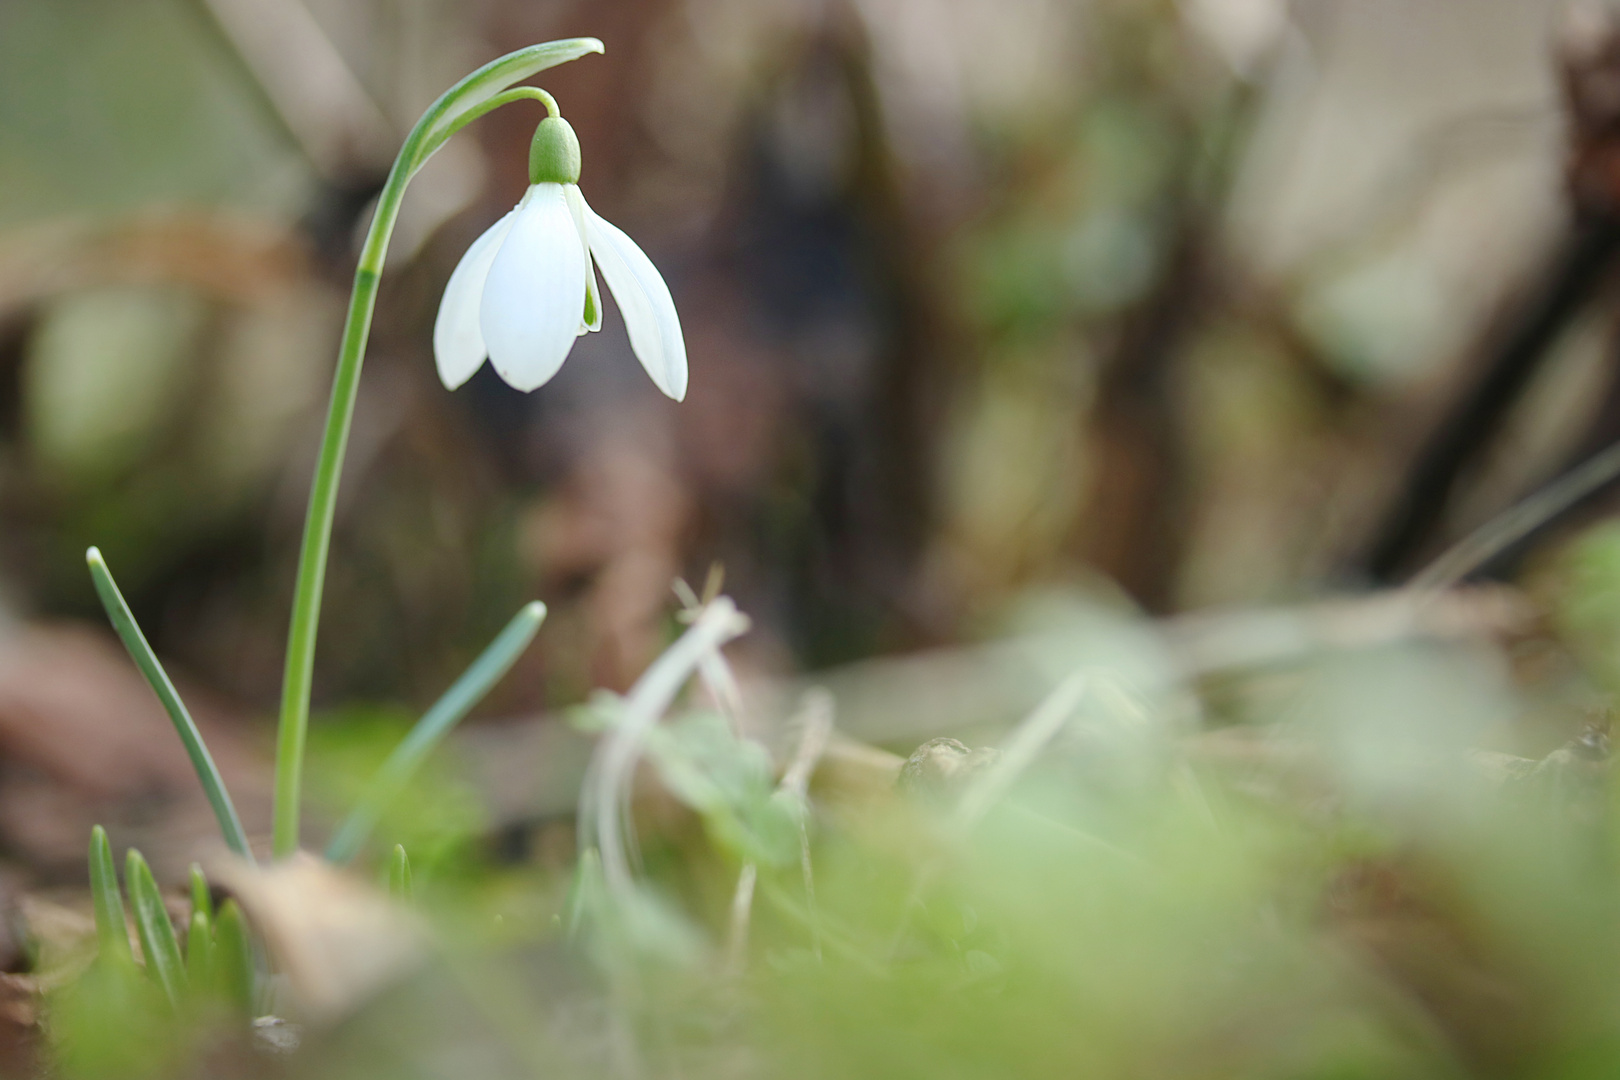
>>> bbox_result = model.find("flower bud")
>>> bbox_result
[529,115,581,185]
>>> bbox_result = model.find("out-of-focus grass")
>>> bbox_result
[58,576,1597,1080]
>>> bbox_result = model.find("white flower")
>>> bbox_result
[433,115,687,400]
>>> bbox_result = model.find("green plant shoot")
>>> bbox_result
[88,826,132,967]
[85,549,253,861]
[125,850,185,1007]
[326,601,546,862]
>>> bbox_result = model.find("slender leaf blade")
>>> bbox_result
[86,549,254,861]
[125,850,185,1007]
[188,864,212,924]
[326,602,546,861]
[214,900,256,1017]
[185,911,213,993]
[88,826,132,966]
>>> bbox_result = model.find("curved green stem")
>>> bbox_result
[272,37,602,858]
[417,87,559,164]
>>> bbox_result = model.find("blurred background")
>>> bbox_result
[0,0,1615,878]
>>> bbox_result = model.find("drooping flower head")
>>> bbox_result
[434,105,687,400]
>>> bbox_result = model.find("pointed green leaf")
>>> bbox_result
[389,844,414,904]
[188,864,212,924]
[327,602,546,862]
[87,826,132,966]
[213,900,255,1017]
[185,911,213,993]
[125,850,185,1007]
[86,549,253,862]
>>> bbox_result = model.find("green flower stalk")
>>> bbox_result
[274,38,605,857]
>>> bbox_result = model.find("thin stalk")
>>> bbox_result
[272,38,602,857]
[325,601,546,862]
[583,598,751,900]
[728,691,835,972]
[86,549,253,861]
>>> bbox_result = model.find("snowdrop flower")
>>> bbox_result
[434,109,687,399]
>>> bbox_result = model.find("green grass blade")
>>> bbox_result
[185,911,213,993]
[86,549,254,862]
[389,844,413,903]
[214,900,255,1017]
[88,826,132,966]
[325,602,546,862]
[188,864,212,923]
[125,850,185,1007]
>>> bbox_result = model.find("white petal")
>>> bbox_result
[479,183,588,392]
[581,196,688,401]
[564,185,603,335]
[432,209,516,389]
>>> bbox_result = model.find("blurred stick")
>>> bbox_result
[1361,222,1620,581]
[1407,439,1620,600]
[725,689,834,974]
[954,675,1088,828]
[1078,71,1260,611]
[1363,6,1620,581]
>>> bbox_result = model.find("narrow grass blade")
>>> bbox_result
[125,850,186,1006]
[86,549,254,862]
[326,602,546,862]
[88,826,132,966]
[389,844,414,903]
[185,911,213,992]
[188,864,212,923]
[214,900,255,1016]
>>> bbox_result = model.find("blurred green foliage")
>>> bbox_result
[0,0,308,224]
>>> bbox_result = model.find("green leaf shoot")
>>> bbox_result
[188,864,212,925]
[213,900,255,1018]
[325,601,546,862]
[88,826,132,967]
[125,850,185,1007]
[86,548,253,862]
[184,911,213,994]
